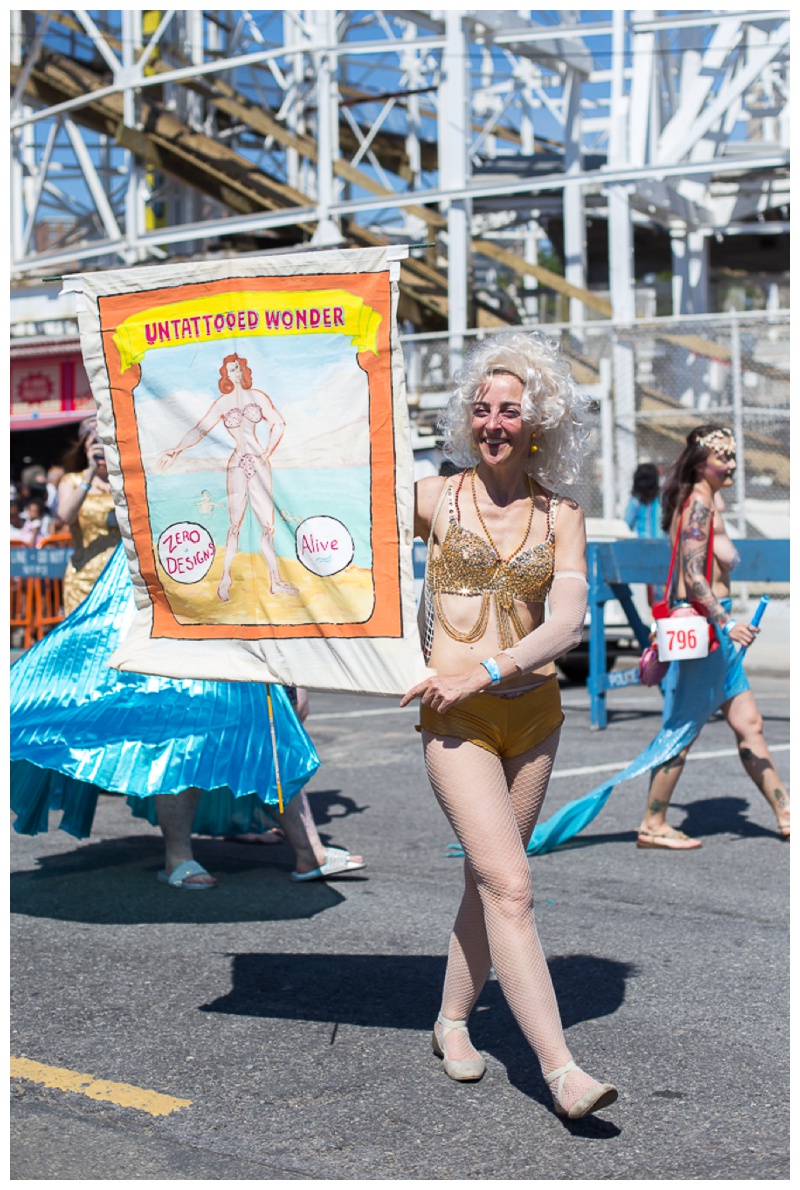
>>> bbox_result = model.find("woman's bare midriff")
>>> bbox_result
[429,593,556,690]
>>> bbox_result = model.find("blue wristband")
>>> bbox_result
[723,619,737,635]
[481,657,502,684]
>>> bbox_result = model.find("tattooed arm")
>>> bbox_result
[682,495,756,646]
[681,496,731,630]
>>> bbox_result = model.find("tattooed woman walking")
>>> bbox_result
[514,423,789,858]
[635,425,790,849]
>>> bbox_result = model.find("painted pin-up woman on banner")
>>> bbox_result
[158,353,297,601]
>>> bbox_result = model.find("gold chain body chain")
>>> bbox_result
[433,470,536,649]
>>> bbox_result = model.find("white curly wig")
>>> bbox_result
[438,330,592,488]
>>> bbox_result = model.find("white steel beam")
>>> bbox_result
[73,9,123,74]
[439,11,470,371]
[11,12,52,115]
[608,9,636,515]
[9,6,790,336]
[657,20,789,163]
[627,12,655,167]
[20,120,60,257]
[309,9,341,245]
[562,69,586,326]
[62,117,122,243]
[11,149,790,281]
[121,9,145,264]
[671,227,709,315]
[10,33,451,131]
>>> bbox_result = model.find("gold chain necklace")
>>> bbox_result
[429,470,539,652]
[468,468,537,648]
[470,467,535,563]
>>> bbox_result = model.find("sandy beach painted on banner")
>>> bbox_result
[156,552,376,628]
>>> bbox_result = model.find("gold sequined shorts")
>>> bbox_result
[417,674,563,760]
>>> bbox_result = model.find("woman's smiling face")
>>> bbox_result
[471,371,530,469]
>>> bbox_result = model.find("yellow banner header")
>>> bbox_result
[113,289,382,372]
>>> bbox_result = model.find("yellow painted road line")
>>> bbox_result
[10,1057,192,1117]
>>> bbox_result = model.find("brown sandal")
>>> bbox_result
[636,827,702,850]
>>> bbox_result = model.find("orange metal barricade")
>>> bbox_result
[10,576,36,650]
[25,535,73,643]
[10,537,35,650]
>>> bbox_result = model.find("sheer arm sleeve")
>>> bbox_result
[499,573,588,674]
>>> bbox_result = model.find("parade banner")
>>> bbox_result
[64,247,428,695]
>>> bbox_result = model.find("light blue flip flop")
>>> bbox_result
[290,846,366,882]
[157,860,217,890]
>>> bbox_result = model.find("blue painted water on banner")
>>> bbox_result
[144,467,373,569]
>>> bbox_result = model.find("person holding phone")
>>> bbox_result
[57,415,121,614]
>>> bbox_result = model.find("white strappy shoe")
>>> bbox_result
[544,1060,618,1119]
[431,1013,486,1082]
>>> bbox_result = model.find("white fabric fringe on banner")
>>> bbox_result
[63,246,429,696]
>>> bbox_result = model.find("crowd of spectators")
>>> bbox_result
[10,462,67,546]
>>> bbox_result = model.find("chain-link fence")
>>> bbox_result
[402,310,789,541]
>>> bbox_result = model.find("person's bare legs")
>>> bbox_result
[423,731,610,1111]
[228,687,309,845]
[271,790,363,874]
[637,746,701,844]
[639,689,791,842]
[433,729,561,1064]
[155,788,217,886]
[723,689,790,835]
[217,467,248,602]
[249,465,297,594]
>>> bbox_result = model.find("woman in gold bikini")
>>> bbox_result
[401,331,617,1120]
[57,415,122,614]
[158,353,296,601]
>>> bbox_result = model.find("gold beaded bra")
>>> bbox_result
[428,470,559,649]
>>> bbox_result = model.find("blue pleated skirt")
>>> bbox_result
[10,545,320,839]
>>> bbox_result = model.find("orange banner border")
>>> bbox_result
[98,270,401,641]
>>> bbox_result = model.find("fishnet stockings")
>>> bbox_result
[424,727,603,1111]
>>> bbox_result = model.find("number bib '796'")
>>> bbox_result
[656,614,709,662]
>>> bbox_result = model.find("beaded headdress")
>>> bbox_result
[696,428,736,457]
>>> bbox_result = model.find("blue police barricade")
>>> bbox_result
[587,538,789,730]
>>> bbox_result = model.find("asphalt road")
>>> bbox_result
[10,673,790,1180]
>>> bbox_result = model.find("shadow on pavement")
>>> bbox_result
[470,954,631,1130]
[202,951,632,1032]
[552,830,640,852]
[10,835,357,924]
[551,796,782,853]
[201,952,633,1128]
[305,788,371,829]
[201,949,631,1129]
[677,795,785,841]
